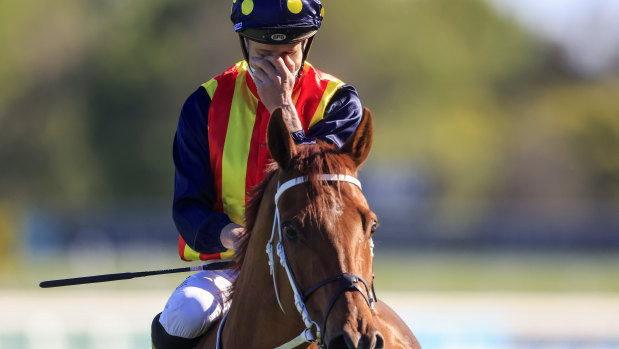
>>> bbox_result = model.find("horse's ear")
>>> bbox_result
[267,107,298,170]
[341,107,373,168]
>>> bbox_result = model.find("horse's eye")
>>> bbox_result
[283,224,299,241]
[370,220,379,236]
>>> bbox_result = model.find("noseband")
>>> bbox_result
[266,174,377,348]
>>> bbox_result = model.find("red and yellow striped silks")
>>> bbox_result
[178,235,234,262]
[179,61,344,261]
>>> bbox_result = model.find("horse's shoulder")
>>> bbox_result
[373,300,422,349]
[194,318,222,349]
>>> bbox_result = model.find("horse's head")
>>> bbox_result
[263,108,383,349]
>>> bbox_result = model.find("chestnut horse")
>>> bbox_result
[197,108,420,348]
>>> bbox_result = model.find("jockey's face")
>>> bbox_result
[247,39,305,75]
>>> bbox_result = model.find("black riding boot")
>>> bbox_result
[151,313,203,349]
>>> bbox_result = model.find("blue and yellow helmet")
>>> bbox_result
[231,0,323,44]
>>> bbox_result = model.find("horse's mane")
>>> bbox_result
[232,140,356,276]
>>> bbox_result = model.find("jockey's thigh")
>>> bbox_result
[159,269,238,339]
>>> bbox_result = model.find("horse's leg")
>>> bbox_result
[372,300,422,349]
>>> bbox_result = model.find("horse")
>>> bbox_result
[196,107,421,348]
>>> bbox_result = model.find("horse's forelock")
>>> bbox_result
[292,144,354,223]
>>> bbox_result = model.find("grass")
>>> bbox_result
[2,248,619,293]
[373,248,619,293]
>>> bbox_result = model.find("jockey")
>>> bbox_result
[151,0,363,347]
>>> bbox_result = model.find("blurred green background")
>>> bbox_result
[2,0,619,348]
[2,0,619,289]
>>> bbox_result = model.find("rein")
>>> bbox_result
[216,174,376,349]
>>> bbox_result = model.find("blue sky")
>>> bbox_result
[488,0,619,76]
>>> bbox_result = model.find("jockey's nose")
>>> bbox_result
[327,328,384,349]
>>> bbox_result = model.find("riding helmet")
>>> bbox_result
[231,0,324,44]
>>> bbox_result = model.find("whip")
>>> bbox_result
[39,260,232,288]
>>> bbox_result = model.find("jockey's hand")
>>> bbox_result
[251,55,303,132]
[220,222,244,251]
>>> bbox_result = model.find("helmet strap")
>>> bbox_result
[297,36,314,78]
[239,34,251,66]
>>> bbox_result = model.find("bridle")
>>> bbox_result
[216,174,377,349]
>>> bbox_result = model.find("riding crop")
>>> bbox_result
[39,260,232,288]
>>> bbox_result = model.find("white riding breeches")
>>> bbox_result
[159,269,239,339]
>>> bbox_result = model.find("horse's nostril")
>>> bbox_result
[373,332,385,349]
[328,334,353,349]
[328,331,384,349]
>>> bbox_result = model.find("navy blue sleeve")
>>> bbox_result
[304,84,363,147]
[172,86,231,254]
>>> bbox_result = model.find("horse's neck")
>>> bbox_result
[222,180,304,348]
[224,261,289,347]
